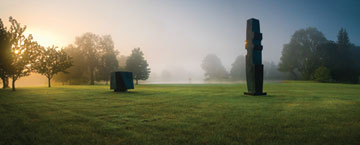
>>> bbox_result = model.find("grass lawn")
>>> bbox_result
[0,81,360,145]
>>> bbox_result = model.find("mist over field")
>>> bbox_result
[1,0,360,85]
[2,1,360,145]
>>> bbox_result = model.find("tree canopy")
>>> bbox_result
[54,33,119,85]
[279,27,328,80]
[0,18,11,88]
[7,17,41,91]
[201,54,229,81]
[230,55,246,81]
[125,48,150,85]
[33,45,72,87]
[279,27,360,83]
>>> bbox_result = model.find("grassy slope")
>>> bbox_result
[0,81,360,145]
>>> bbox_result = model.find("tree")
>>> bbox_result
[313,66,331,82]
[313,41,338,69]
[201,54,229,81]
[279,27,327,80]
[54,34,118,85]
[230,55,246,81]
[96,51,119,84]
[0,18,11,88]
[53,44,89,84]
[96,35,119,84]
[332,28,358,83]
[125,48,150,85]
[75,33,101,85]
[33,45,72,88]
[7,17,39,91]
[264,61,284,80]
[351,45,360,83]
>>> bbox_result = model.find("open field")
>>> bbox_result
[1,81,360,145]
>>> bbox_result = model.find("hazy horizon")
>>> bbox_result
[1,0,359,83]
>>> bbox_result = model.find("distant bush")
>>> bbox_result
[314,66,331,82]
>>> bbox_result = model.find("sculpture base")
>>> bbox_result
[244,92,267,96]
[114,89,128,92]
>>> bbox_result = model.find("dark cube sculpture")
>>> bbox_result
[110,71,134,92]
[244,18,266,96]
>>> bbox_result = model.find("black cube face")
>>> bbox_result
[110,71,134,92]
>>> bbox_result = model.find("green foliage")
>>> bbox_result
[33,46,72,87]
[331,28,359,83]
[0,18,11,88]
[313,66,331,82]
[125,48,150,85]
[1,82,360,144]
[337,28,351,50]
[54,34,119,85]
[53,44,89,84]
[96,35,119,84]
[75,33,101,85]
[96,51,119,84]
[201,54,229,81]
[230,55,245,81]
[279,27,327,80]
[279,27,360,83]
[6,17,39,91]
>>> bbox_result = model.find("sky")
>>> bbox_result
[1,0,360,82]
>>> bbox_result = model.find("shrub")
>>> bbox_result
[313,66,331,82]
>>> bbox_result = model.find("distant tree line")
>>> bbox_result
[53,33,151,85]
[202,27,360,83]
[0,16,151,91]
[279,27,360,83]
[201,54,284,81]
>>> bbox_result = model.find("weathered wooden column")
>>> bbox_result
[244,18,266,96]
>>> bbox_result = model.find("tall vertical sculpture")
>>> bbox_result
[244,18,266,96]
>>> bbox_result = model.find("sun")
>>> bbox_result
[24,28,65,48]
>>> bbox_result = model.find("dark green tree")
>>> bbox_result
[279,27,327,80]
[332,28,358,83]
[313,66,331,82]
[125,48,150,85]
[313,41,338,69]
[201,54,229,81]
[0,18,11,88]
[230,55,246,81]
[33,45,72,88]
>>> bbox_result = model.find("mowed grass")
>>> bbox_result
[0,81,360,145]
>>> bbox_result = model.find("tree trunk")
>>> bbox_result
[1,77,9,89]
[105,80,108,85]
[2,77,8,89]
[90,69,95,85]
[48,77,51,88]
[136,79,138,85]
[5,77,9,88]
[12,76,15,91]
